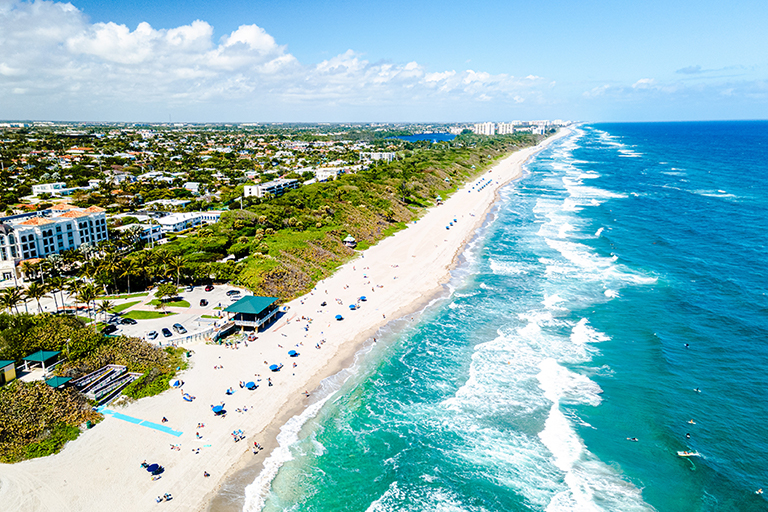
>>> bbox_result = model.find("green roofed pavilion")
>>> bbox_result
[22,350,61,371]
[45,376,72,389]
[224,296,280,332]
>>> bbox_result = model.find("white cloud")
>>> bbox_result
[0,0,553,120]
[632,78,656,89]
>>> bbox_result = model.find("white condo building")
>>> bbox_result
[244,178,299,199]
[473,122,496,136]
[0,204,108,280]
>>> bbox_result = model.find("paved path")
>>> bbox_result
[97,407,183,437]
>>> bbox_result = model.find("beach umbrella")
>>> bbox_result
[212,405,224,414]
[349,304,356,310]
[288,350,298,357]
[335,314,343,320]
[269,364,281,372]
[246,381,256,390]
[359,296,367,301]
[146,463,159,473]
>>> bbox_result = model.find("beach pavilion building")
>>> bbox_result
[224,296,280,332]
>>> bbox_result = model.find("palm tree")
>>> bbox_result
[65,279,83,315]
[167,255,187,286]
[97,300,114,323]
[76,283,98,323]
[20,260,38,282]
[120,258,140,294]
[45,279,61,313]
[0,287,25,314]
[26,282,47,314]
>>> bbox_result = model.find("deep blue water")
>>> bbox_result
[246,122,768,511]
[392,133,456,142]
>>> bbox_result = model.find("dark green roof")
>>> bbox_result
[45,376,72,388]
[224,296,278,315]
[23,350,61,362]
[0,360,14,369]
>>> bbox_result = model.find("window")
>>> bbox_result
[56,226,61,232]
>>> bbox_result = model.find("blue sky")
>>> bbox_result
[1,0,766,122]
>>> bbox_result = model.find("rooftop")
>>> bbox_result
[224,296,279,315]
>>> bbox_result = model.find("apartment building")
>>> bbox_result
[0,204,108,279]
[244,178,299,198]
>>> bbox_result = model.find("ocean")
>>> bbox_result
[243,122,768,511]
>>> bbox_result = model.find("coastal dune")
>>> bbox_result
[0,129,568,512]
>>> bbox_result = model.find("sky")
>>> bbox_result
[1,0,767,123]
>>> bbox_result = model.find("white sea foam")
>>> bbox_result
[595,227,604,237]
[604,289,619,298]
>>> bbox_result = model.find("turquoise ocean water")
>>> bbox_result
[244,122,768,511]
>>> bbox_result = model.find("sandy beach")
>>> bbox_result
[0,128,569,512]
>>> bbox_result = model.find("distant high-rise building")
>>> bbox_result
[472,122,496,136]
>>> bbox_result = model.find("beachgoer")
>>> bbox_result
[161,417,168,423]
[685,433,691,439]
[204,471,210,477]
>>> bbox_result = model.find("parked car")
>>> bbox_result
[147,330,158,340]
[121,318,137,325]
[226,290,241,297]
[205,284,214,292]
[199,299,208,307]
[162,328,173,338]
[172,323,187,334]
[186,285,194,292]
[230,296,240,301]
[103,324,118,335]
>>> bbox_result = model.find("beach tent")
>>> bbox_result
[335,314,343,321]
[246,381,257,390]
[288,350,298,357]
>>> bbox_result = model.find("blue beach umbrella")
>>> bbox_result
[288,350,298,357]
[269,364,281,371]
[349,304,356,310]
[359,296,367,301]
[146,463,159,473]
[246,381,256,390]
[335,314,343,320]
[212,405,224,414]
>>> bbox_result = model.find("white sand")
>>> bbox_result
[0,129,569,512]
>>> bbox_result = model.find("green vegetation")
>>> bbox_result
[122,310,177,320]
[0,381,99,463]
[110,300,141,313]
[201,314,219,319]
[122,347,188,399]
[99,293,149,300]
[148,299,190,308]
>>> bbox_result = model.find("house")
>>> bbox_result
[31,182,67,196]
[183,182,201,195]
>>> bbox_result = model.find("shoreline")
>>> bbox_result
[0,128,570,512]
[206,127,572,511]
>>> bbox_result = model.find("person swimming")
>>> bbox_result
[626,437,639,442]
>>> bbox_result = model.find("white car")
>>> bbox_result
[147,330,158,340]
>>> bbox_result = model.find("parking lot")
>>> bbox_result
[104,284,250,344]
